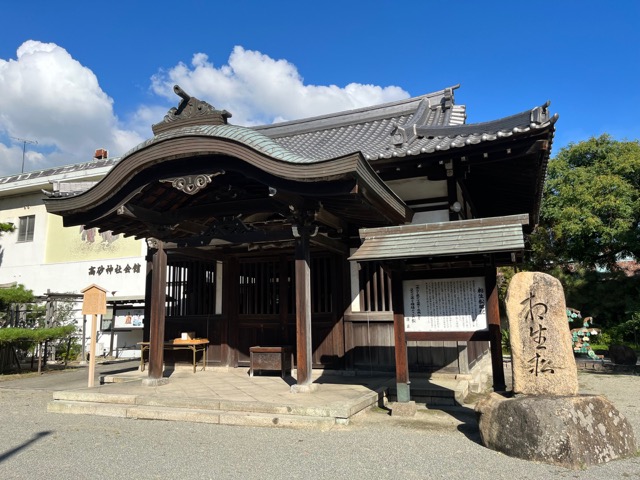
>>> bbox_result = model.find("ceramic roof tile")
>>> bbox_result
[252,88,556,163]
[349,217,527,262]
[0,158,119,187]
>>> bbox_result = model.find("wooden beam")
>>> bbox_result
[174,198,281,219]
[314,207,346,233]
[266,188,306,212]
[294,228,312,387]
[391,270,410,402]
[309,233,348,256]
[485,266,506,391]
[406,331,491,342]
[118,203,208,235]
[148,241,167,380]
[176,226,295,247]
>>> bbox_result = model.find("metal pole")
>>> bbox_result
[21,142,26,174]
[10,137,37,173]
[80,315,87,364]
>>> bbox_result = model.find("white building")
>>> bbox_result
[0,153,146,358]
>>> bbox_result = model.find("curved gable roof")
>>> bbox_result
[44,120,411,239]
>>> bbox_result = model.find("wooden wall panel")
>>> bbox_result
[345,320,464,373]
[467,340,490,369]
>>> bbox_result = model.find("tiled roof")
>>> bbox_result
[254,87,556,162]
[119,124,320,165]
[42,181,99,197]
[8,85,556,204]
[0,158,119,187]
[254,86,467,161]
[349,215,529,262]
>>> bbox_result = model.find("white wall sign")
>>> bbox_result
[403,277,487,332]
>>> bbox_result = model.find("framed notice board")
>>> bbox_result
[403,277,487,333]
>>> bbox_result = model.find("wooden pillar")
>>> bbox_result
[148,240,167,380]
[485,266,506,391]
[391,269,410,402]
[294,228,312,386]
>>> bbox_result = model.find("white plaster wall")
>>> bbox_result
[0,196,147,296]
[0,179,147,359]
[412,210,449,224]
[0,200,49,267]
[385,176,448,201]
[1,259,147,297]
[85,329,143,359]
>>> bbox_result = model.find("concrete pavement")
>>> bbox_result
[43,361,469,428]
[1,363,640,479]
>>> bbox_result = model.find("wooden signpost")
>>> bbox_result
[81,284,107,387]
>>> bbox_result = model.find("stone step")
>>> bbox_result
[51,390,379,419]
[47,400,339,429]
[387,380,468,406]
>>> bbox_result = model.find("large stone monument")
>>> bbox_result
[476,272,637,469]
[507,272,578,396]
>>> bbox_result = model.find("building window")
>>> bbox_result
[17,215,35,242]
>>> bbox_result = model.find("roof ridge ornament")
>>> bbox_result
[530,101,552,126]
[389,88,457,147]
[152,85,232,135]
[390,98,431,146]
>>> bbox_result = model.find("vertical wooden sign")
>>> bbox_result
[81,284,107,388]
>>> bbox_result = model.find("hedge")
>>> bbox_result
[0,325,76,345]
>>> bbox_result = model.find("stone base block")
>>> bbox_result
[476,393,637,469]
[390,401,417,417]
[141,377,170,387]
[290,383,319,394]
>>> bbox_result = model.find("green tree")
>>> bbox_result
[531,135,640,270]
[0,284,34,310]
[522,135,640,334]
[0,222,15,233]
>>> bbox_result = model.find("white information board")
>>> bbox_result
[113,308,144,329]
[403,277,487,332]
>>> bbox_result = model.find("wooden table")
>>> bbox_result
[249,346,293,378]
[138,339,209,373]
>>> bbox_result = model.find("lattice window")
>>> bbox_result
[238,256,333,316]
[311,256,333,314]
[359,261,393,312]
[239,260,284,315]
[166,260,217,316]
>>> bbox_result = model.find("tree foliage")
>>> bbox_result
[0,325,76,345]
[0,222,15,233]
[0,284,34,308]
[524,135,640,331]
[531,135,640,270]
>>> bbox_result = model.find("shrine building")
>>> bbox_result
[43,84,557,397]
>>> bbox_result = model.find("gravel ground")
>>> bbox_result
[0,365,638,479]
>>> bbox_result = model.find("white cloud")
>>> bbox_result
[151,46,409,126]
[0,42,409,177]
[0,40,144,176]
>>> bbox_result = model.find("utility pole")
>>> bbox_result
[10,136,38,173]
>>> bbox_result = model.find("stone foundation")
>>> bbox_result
[476,392,637,469]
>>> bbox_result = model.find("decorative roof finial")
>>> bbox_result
[152,85,232,135]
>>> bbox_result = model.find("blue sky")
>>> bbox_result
[1,0,638,176]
